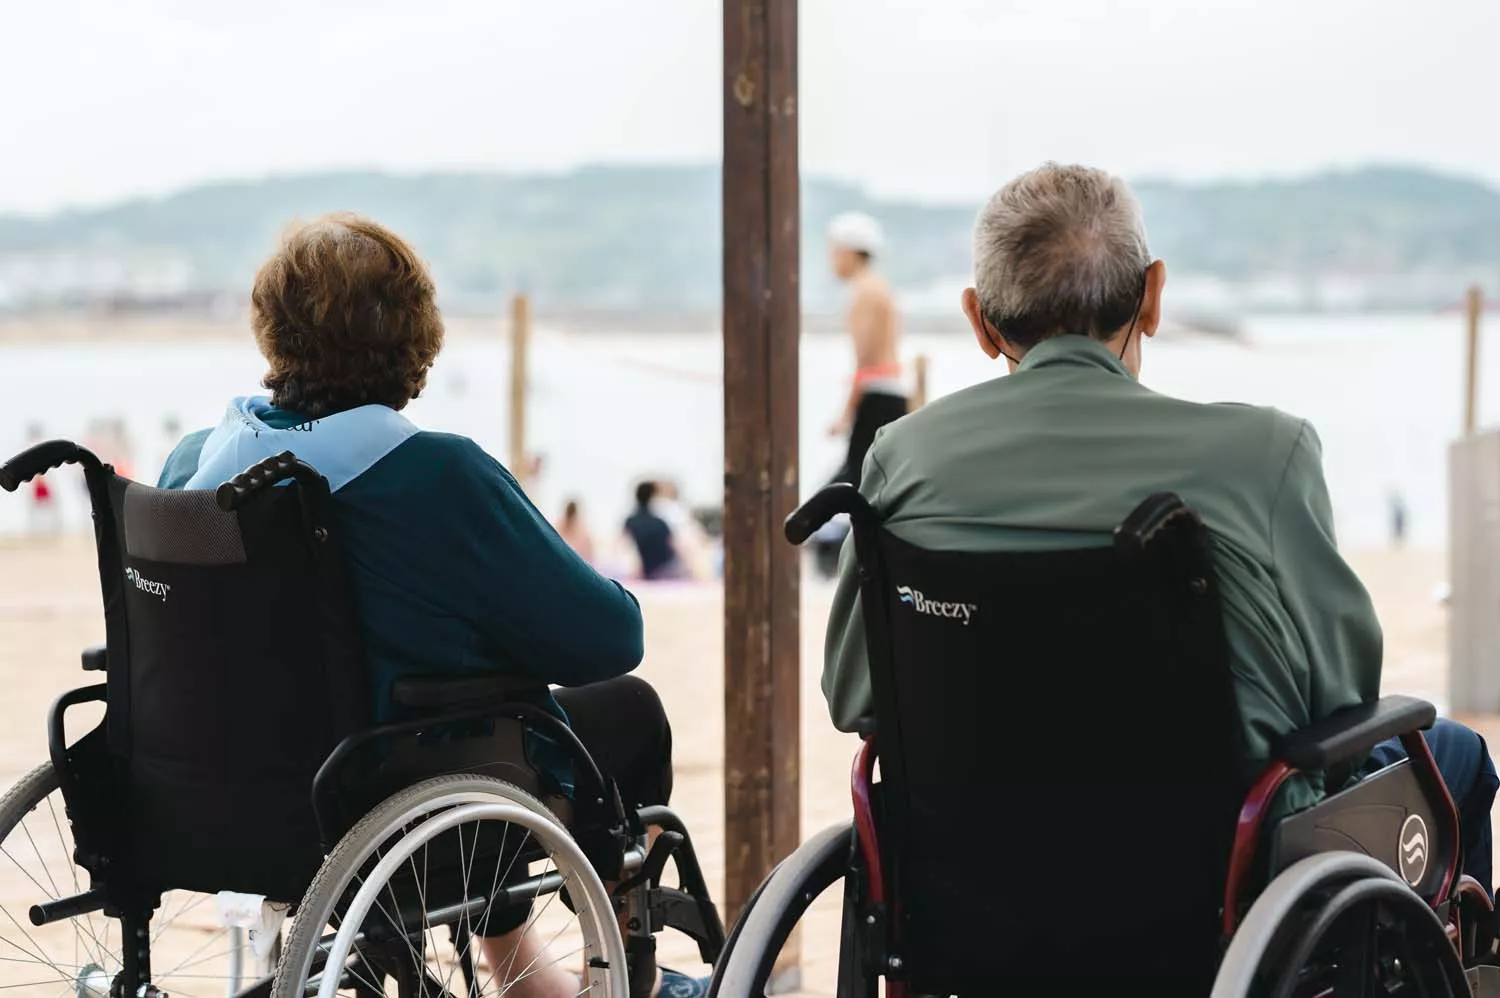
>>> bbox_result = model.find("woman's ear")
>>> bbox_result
[963,288,1001,359]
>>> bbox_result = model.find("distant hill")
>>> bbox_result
[2,164,1498,314]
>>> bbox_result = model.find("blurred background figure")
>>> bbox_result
[1390,489,1409,549]
[113,420,136,480]
[23,424,59,537]
[653,479,713,579]
[556,497,596,564]
[623,480,686,582]
[825,211,906,490]
[155,415,183,485]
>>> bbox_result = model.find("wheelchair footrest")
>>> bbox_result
[654,887,716,950]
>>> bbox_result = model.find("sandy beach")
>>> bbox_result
[0,533,1492,994]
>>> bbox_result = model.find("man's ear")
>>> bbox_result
[963,288,1001,359]
[1140,259,1167,338]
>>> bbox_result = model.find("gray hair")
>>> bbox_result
[973,163,1150,347]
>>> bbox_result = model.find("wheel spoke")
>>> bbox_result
[496,854,567,990]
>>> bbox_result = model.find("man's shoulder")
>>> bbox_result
[874,377,1310,473]
[850,271,895,305]
[1177,397,1306,434]
[1186,399,1310,461]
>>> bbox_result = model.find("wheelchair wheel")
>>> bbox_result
[1214,853,1468,998]
[709,822,865,998]
[272,775,628,998]
[0,761,268,997]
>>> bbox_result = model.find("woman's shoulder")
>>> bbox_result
[359,430,519,495]
[156,428,215,488]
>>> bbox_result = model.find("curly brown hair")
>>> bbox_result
[250,213,444,419]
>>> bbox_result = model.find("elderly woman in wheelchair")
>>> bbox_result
[0,215,721,998]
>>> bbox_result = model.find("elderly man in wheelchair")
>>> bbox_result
[708,164,1500,998]
[0,215,721,997]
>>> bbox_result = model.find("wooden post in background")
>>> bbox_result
[1449,283,1497,713]
[509,293,531,487]
[910,353,929,411]
[722,0,801,988]
[1465,284,1483,435]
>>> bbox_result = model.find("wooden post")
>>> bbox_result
[1449,428,1500,712]
[910,353,929,411]
[722,0,801,988]
[1451,285,1497,712]
[509,293,531,487]
[1464,285,1483,435]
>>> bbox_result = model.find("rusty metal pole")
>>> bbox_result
[722,0,801,987]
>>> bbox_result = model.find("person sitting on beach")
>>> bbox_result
[821,162,1500,894]
[653,480,714,579]
[556,497,596,564]
[23,423,59,536]
[158,214,709,998]
[622,481,687,582]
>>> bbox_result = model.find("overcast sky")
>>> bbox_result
[2,0,1498,215]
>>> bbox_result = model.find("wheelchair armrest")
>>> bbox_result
[390,675,547,711]
[1275,695,1436,772]
[80,646,106,672]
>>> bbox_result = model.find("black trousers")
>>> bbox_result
[833,391,909,491]
[557,674,675,810]
[479,674,674,936]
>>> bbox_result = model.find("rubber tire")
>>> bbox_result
[709,822,856,998]
[270,774,627,998]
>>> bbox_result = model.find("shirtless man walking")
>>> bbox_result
[826,211,905,490]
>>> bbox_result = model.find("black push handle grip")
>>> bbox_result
[1113,491,1202,557]
[0,440,90,493]
[215,451,319,511]
[784,483,872,545]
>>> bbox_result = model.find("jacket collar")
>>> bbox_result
[1016,334,1132,378]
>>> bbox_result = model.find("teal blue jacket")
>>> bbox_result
[161,406,645,792]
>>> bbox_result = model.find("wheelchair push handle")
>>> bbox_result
[784,483,874,545]
[1113,491,1203,557]
[215,451,326,511]
[0,440,101,493]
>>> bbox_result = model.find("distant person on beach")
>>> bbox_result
[623,481,686,582]
[821,162,1500,894]
[826,211,906,490]
[108,417,136,481]
[24,424,59,536]
[1389,490,1408,549]
[155,213,708,997]
[653,479,712,579]
[556,498,595,564]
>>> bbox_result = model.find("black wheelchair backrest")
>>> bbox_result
[94,459,368,900]
[846,492,1245,993]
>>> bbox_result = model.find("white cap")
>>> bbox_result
[827,211,884,256]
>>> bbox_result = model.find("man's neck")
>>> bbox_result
[1004,330,1134,375]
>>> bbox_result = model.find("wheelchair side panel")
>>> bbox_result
[1270,758,1445,898]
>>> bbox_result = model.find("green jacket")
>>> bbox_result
[822,335,1381,814]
